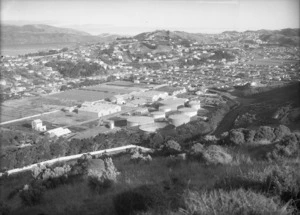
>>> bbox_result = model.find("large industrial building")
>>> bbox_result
[132,90,168,102]
[79,102,121,118]
[168,114,190,127]
[158,97,188,111]
[47,127,71,138]
[127,116,154,127]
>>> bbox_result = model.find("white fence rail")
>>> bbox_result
[0,145,152,177]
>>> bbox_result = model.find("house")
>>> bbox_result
[47,127,71,138]
[32,119,46,132]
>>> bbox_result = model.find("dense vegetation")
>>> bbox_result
[45,60,106,78]
[1,124,299,214]
[22,47,68,57]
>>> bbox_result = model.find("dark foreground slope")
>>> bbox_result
[214,82,300,136]
[1,125,299,215]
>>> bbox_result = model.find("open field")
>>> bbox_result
[84,83,143,94]
[105,80,152,88]
[0,97,76,123]
[48,89,115,102]
[246,58,299,66]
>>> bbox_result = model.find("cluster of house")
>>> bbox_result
[31,119,71,138]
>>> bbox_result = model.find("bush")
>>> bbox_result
[214,171,267,192]
[202,145,233,165]
[88,175,114,193]
[253,126,276,143]
[273,125,291,141]
[113,185,167,215]
[0,201,11,215]
[267,133,300,160]
[19,181,46,206]
[159,140,182,156]
[227,129,245,145]
[189,144,232,165]
[266,166,300,210]
[182,188,291,215]
[86,158,119,193]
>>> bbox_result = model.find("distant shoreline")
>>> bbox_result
[1,42,76,56]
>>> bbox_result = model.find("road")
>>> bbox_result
[0,110,60,126]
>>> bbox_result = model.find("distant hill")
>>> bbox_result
[134,30,213,44]
[1,24,119,45]
[259,28,300,46]
[222,28,300,46]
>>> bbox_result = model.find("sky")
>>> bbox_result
[1,0,299,35]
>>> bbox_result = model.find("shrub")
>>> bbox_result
[202,145,233,165]
[253,126,276,143]
[182,188,291,215]
[267,134,300,159]
[266,166,300,210]
[0,201,11,215]
[273,125,291,141]
[31,164,71,188]
[188,144,232,165]
[113,185,167,215]
[242,129,256,143]
[87,158,119,193]
[88,175,114,193]
[214,171,267,192]
[159,140,182,156]
[19,181,46,206]
[227,129,245,145]
[188,143,204,160]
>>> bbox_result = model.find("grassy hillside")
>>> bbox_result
[1,134,299,214]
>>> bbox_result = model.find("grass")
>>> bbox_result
[1,144,299,215]
[181,188,291,215]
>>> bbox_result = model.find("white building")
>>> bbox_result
[79,102,121,118]
[47,127,71,138]
[132,90,168,102]
[32,119,47,132]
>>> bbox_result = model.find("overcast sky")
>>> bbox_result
[2,0,299,35]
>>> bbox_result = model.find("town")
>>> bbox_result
[1,30,299,143]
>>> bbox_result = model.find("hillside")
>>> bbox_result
[1,24,118,45]
[134,30,213,44]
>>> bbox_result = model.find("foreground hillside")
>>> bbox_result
[0,124,299,215]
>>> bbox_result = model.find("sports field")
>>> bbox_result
[0,97,75,123]
[48,89,115,102]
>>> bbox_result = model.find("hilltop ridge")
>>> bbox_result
[1,24,120,45]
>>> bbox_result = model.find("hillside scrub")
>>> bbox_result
[223,125,292,146]
[267,133,300,160]
[181,189,291,215]
[1,150,300,214]
[189,143,232,165]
